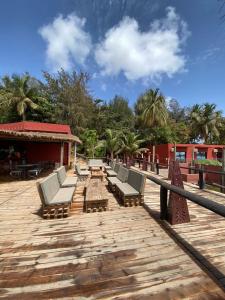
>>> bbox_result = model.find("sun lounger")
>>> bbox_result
[107,165,129,192]
[116,169,146,207]
[54,166,77,188]
[75,164,90,181]
[37,173,74,218]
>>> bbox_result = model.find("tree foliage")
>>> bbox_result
[0,70,224,157]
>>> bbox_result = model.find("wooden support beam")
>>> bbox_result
[74,142,77,166]
[60,142,64,166]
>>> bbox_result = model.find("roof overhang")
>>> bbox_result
[0,130,82,144]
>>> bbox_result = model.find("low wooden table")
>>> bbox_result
[85,179,108,212]
[91,169,104,181]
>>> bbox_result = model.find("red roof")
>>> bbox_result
[0,122,71,134]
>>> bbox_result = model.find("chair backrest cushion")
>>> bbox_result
[40,173,60,205]
[114,163,120,174]
[110,161,115,169]
[127,170,146,194]
[117,166,129,182]
[55,166,66,185]
[76,164,81,174]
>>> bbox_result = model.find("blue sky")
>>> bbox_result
[1,0,225,112]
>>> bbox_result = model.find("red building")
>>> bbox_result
[148,143,224,165]
[0,121,81,173]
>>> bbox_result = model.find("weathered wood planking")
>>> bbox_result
[0,172,224,299]
[142,167,225,294]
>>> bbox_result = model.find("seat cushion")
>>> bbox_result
[116,183,139,196]
[62,176,78,187]
[51,187,75,205]
[80,170,90,176]
[106,170,117,177]
[107,177,121,185]
[104,165,111,170]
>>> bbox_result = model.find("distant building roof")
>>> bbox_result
[0,121,71,134]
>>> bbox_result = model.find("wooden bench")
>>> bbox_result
[37,173,75,219]
[115,169,146,207]
[85,179,108,212]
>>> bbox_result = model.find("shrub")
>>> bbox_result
[194,159,222,166]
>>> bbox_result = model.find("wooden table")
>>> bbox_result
[91,169,104,181]
[85,179,108,212]
[17,164,39,179]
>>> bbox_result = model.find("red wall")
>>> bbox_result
[148,143,224,164]
[0,141,69,165]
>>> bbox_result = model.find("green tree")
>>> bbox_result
[120,132,146,160]
[190,103,222,143]
[80,129,99,158]
[103,129,122,159]
[43,69,95,135]
[0,74,44,121]
[135,88,168,128]
[106,96,134,131]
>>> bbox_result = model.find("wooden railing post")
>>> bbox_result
[198,169,205,189]
[142,157,147,171]
[160,186,168,220]
[221,148,225,193]
[156,162,159,175]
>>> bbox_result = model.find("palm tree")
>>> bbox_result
[0,74,43,121]
[119,132,147,161]
[135,88,168,127]
[103,129,121,159]
[190,103,222,143]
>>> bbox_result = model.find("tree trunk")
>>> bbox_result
[22,113,26,121]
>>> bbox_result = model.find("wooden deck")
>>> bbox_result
[0,172,225,299]
[144,169,225,294]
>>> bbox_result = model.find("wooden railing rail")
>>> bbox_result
[147,174,225,220]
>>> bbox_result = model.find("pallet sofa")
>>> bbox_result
[75,164,90,181]
[107,165,129,192]
[37,173,75,219]
[54,166,77,188]
[106,162,120,177]
[107,164,146,207]
[116,169,146,207]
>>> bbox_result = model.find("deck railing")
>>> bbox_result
[132,157,225,193]
[147,174,225,220]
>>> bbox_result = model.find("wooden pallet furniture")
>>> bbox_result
[116,169,146,207]
[37,173,75,219]
[91,169,104,181]
[107,165,128,192]
[85,179,108,212]
[54,166,78,187]
[75,164,90,181]
[88,159,104,170]
[106,162,120,177]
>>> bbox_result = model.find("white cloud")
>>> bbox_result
[39,14,91,71]
[95,7,190,81]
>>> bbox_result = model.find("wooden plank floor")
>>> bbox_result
[142,167,225,295]
[0,173,224,299]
